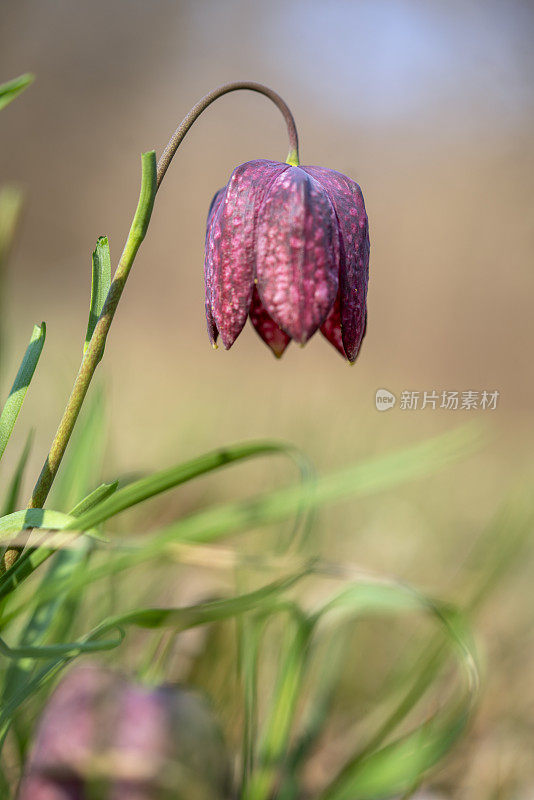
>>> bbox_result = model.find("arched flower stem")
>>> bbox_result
[2,83,300,570]
[156,81,300,187]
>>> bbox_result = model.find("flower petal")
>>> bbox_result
[249,286,291,358]
[204,188,225,347]
[320,293,345,358]
[302,166,369,362]
[204,160,288,349]
[256,167,339,344]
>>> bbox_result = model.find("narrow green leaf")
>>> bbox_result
[314,583,478,800]
[0,540,95,734]
[68,440,311,531]
[91,573,304,639]
[0,658,74,745]
[0,482,116,742]
[0,630,123,659]
[0,509,74,539]
[129,150,157,243]
[0,575,302,744]
[0,442,309,604]
[0,323,46,462]
[0,548,52,605]
[247,608,311,800]
[3,428,480,620]
[284,632,348,780]
[0,73,34,112]
[0,508,101,547]
[1,431,33,516]
[0,432,34,577]
[105,426,481,549]
[69,481,118,517]
[2,428,481,633]
[84,236,111,354]
[320,711,468,800]
[239,615,262,792]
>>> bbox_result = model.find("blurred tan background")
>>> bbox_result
[1,3,534,794]
[1,0,533,598]
[1,0,533,457]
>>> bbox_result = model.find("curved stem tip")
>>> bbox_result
[156,81,300,188]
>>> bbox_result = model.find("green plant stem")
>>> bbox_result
[2,154,156,570]
[3,82,300,570]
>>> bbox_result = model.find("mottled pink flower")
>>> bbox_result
[204,159,369,362]
[18,664,231,800]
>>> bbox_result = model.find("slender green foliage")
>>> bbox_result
[0,74,34,112]
[0,324,45,463]
[85,236,111,355]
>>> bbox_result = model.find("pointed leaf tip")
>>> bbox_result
[0,73,34,112]
[85,235,111,356]
[0,322,46,462]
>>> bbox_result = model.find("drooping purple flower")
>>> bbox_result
[18,664,231,800]
[204,159,369,362]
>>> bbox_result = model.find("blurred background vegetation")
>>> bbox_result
[1,0,533,797]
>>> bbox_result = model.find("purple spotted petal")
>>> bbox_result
[204,160,288,349]
[320,293,345,358]
[302,166,369,362]
[249,286,290,358]
[255,167,340,343]
[204,187,225,346]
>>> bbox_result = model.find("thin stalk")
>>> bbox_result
[1,152,157,570]
[3,82,300,570]
[156,81,300,186]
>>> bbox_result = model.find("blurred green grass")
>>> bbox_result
[2,368,532,797]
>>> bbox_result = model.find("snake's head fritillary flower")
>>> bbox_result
[204,160,369,362]
[18,664,232,800]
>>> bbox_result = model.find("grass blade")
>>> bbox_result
[3,427,480,620]
[0,479,118,761]
[1,431,33,517]
[69,481,118,517]
[0,574,303,747]
[0,442,309,603]
[0,74,34,112]
[68,440,312,531]
[314,583,478,800]
[110,426,481,548]
[91,572,305,639]
[245,608,310,800]
[0,323,46,462]
[0,509,75,540]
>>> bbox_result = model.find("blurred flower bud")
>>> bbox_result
[205,160,369,362]
[18,664,232,800]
